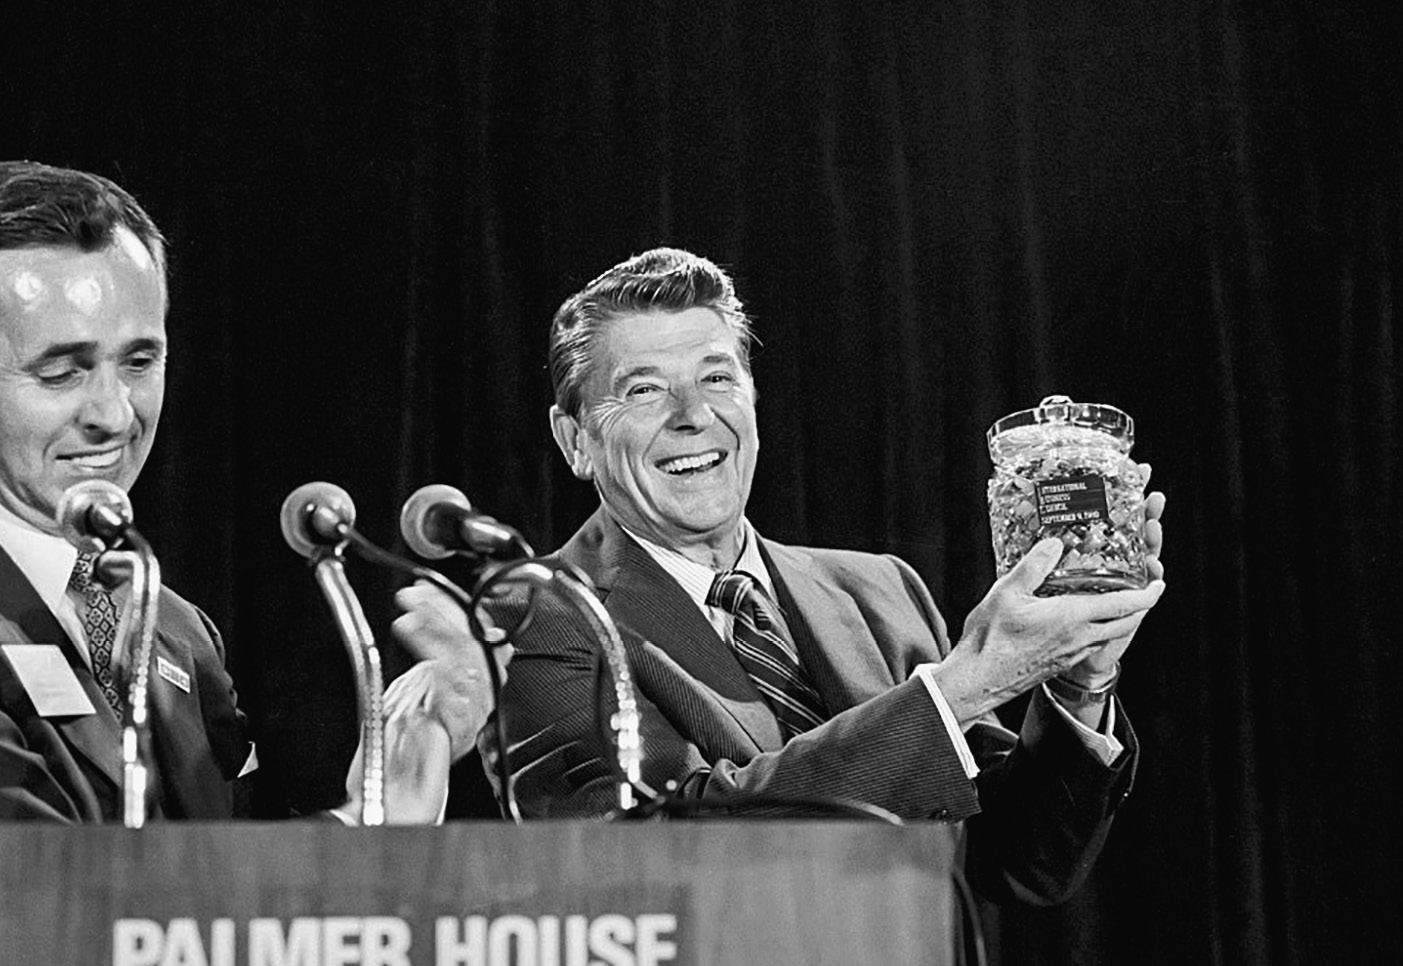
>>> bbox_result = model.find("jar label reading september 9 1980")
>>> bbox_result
[1034,474,1109,526]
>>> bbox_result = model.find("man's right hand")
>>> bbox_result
[389,581,513,760]
[931,537,1165,725]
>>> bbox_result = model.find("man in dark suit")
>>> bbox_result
[1,162,495,825]
[0,161,252,821]
[431,246,1167,902]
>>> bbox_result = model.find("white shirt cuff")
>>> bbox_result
[913,664,980,779]
[1041,684,1125,766]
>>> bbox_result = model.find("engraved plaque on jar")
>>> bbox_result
[986,394,1148,596]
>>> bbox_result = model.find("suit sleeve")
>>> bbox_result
[146,594,254,819]
[187,603,254,782]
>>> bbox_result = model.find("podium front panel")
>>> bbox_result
[0,820,956,966]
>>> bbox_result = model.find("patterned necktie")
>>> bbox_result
[707,570,828,741]
[69,552,123,714]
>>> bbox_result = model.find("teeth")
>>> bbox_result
[69,450,122,469]
[659,452,723,475]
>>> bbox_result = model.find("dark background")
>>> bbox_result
[7,1,1400,963]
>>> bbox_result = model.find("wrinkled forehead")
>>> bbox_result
[592,308,746,378]
[0,226,167,325]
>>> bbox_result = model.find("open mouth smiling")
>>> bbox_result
[656,450,727,476]
[60,448,124,471]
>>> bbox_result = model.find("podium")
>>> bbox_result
[0,821,956,966]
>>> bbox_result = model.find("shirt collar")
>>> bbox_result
[620,518,776,611]
[0,500,80,615]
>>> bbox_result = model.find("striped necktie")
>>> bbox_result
[69,552,123,714]
[707,570,828,741]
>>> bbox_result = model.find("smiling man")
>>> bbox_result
[548,303,759,569]
[422,246,1169,906]
[0,161,253,821]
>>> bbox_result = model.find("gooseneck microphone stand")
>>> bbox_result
[55,480,161,829]
[331,529,524,823]
[311,546,386,826]
[117,530,162,829]
[472,560,647,813]
[279,483,386,826]
[398,484,647,815]
[284,481,537,822]
[554,567,644,812]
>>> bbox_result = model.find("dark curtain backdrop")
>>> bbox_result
[7,1,1400,963]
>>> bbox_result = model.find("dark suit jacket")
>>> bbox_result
[0,547,251,822]
[482,509,1138,903]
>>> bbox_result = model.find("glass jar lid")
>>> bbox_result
[987,394,1135,461]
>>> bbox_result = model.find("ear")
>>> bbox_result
[549,405,595,481]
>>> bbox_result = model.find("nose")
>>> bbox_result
[78,367,135,439]
[666,385,717,432]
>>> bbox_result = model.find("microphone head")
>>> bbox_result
[55,480,134,553]
[399,483,472,560]
[280,482,357,558]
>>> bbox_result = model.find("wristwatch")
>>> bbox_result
[1046,662,1120,709]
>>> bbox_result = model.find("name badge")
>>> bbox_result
[157,655,191,693]
[1,644,97,717]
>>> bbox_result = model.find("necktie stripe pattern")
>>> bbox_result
[728,619,826,731]
[707,570,828,741]
[70,552,123,713]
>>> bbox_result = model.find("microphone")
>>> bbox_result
[280,481,357,558]
[399,484,533,560]
[281,481,526,823]
[54,480,160,829]
[56,480,134,552]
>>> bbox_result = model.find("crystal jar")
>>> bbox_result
[986,394,1148,595]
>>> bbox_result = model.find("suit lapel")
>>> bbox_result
[572,511,784,751]
[761,540,899,713]
[0,546,124,790]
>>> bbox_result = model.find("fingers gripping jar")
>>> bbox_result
[987,394,1148,595]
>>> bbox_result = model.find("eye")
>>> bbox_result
[703,371,736,387]
[34,364,82,387]
[123,351,163,375]
[626,383,662,399]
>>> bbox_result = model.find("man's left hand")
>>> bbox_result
[1063,463,1166,687]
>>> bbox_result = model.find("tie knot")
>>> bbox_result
[69,551,99,593]
[69,552,115,603]
[707,570,762,618]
